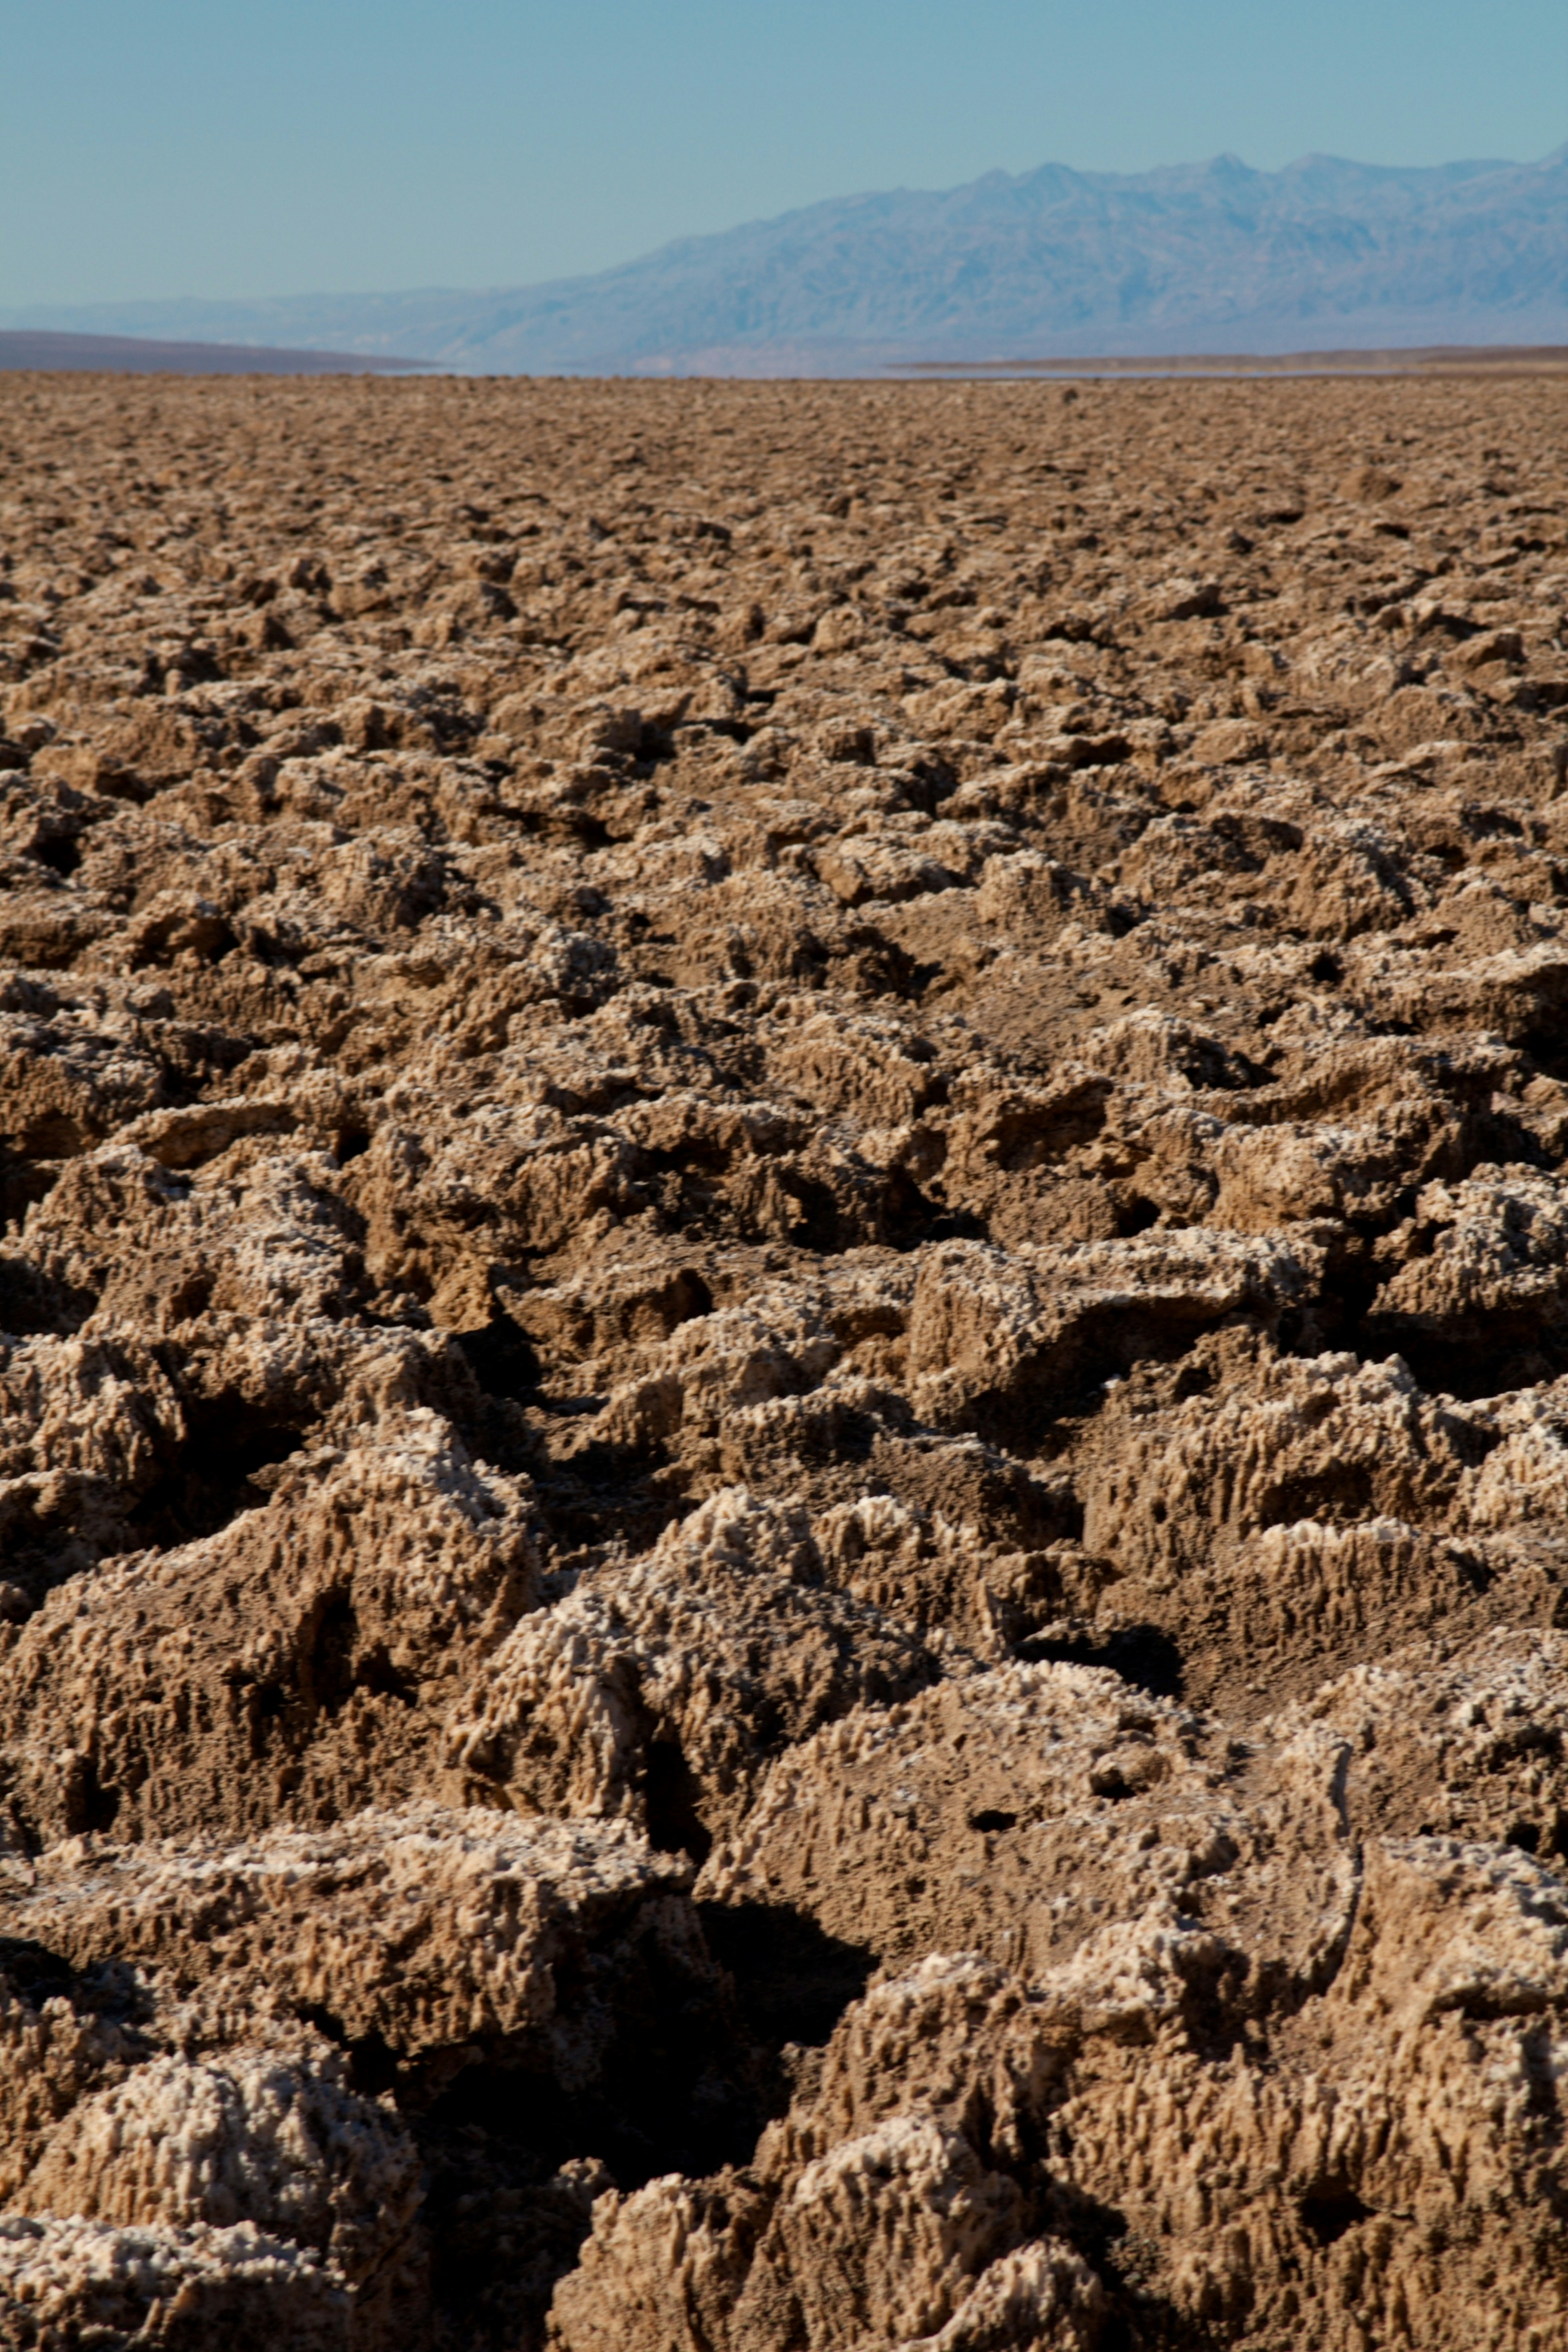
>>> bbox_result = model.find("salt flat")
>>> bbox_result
[0,370,1566,2349]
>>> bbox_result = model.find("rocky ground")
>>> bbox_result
[0,370,1566,2349]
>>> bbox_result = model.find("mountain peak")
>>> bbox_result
[7,145,1565,371]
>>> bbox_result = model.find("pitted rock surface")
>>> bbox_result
[0,371,1566,2345]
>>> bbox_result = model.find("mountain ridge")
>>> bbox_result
[5,144,1564,374]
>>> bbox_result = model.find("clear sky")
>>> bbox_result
[5,0,1566,308]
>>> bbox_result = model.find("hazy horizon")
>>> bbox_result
[4,138,1565,324]
[7,139,1563,377]
[6,0,1566,311]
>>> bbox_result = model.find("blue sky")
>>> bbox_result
[5,0,1565,306]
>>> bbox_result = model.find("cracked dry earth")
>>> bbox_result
[1,373,1568,2352]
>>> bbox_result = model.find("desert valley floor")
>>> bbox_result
[0,371,1566,2349]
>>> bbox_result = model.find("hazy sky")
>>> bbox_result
[6,0,1566,307]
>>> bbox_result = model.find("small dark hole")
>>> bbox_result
[346,2031,400,2096]
[296,2000,348,2044]
[334,1126,371,1162]
[643,1738,712,1864]
[670,1267,715,1322]
[457,1311,541,1402]
[1116,1195,1160,1237]
[1299,2190,1372,2246]
[62,1751,119,1835]
[352,1643,415,1704]
[128,1412,305,1548]
[1309,949,1342,985]
[969,1808,1018,1833]
[1508,1820,1542,1855]
[33,834,81,877]
[0,1938,77,2007]
[306,1590,359,1715]
[1019,1624,1185,1703]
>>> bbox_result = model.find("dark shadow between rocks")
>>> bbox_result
[698,1898,877,2057]
[296,1903,775,2352]
[0,1937,80,2007]
[1018,1622,1185,1702]
[531,1434,689,1559]
[1298,2189,1374,2246]
[0,1938,148,2025]
[127,1404,307,1548]
[643,1735,713,1864]
[1036,2179,1209,2352]
[1361,1318,1568,1404]
[454,1310,543,1403]
[0,1242,88,1332]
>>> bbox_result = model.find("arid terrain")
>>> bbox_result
[0,370,1567,2350]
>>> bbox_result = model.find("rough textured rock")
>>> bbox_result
[560,1840,1568,2352]
[0,2215,351,2350]
[699,1661,1359,2008]
[0,1413,539,1846]
[0,1806,699,2059]
[0,1806,752,2347]
[2,371,1568,2346]
[444,1486,940,1846]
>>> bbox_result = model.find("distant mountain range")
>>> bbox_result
[0,329,431,376]
[7,146,1566,374]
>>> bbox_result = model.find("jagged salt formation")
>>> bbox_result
[0,372,1565,2346]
